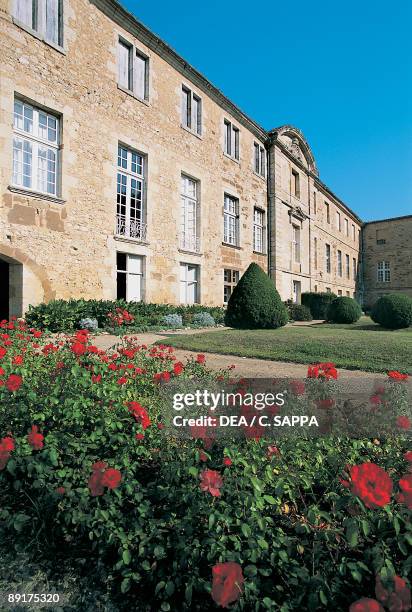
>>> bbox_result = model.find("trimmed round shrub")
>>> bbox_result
[192,312,216,327]
[326,297,362,324]
[371,293,412,329]
[161,313,183,327]
[302,292,337,319]
[225,263,288,329]
[287,303,313,322]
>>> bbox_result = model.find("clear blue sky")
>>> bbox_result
[123,0,412,221]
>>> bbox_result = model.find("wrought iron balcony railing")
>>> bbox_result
[116,214,147,241]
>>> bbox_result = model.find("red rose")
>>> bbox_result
[397,416,411,430]
[0,436,14,453]
[376,575,411,612]
[117,376,127,385]
[88,470,105,496]
[197,354,206,364]
[0,347,7,359]
[397,473,412,509]
[0,366,4,376]
[6,374,22,392]
[56,487,66,495]
[370,394,383,406]
[92,461,107,472]
[91,374,102,383]
[388,371,409,381]
[27,425,44,450]
[71,342,86,356]
[211,562,244,608]
[135,433,145,441]
[223,457,232,467]
[349,598,384,612]
[173,362,184,376]
[199,450,208,462]
[267,445,280,459]
[404,451,412,463]
[348,462,392,509]
[101,468,122,490]
[12,355,23,365]
[200,469,223,497]
[128,402,151,430]
[161,371,171,382]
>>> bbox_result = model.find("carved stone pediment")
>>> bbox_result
[285,137,304,163]
[288,205,308,222]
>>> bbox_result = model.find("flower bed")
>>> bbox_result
[0,318,411,610]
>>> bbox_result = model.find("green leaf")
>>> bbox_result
[122,549,131,565]
[121,578,131,593]
[241,523,251,538]
[346,522,359,548]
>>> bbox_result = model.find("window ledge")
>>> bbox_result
[12,18,66,54]
[222,242,242,250]
[117,84,150,106]
[253,171,266,181]
[8,185,65,204]
[178,248,203,257]
[114,234,149,246]
[253,250,266,255]
[223,152,240,164]
[180,124,203,140]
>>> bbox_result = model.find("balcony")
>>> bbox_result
[179,232,200,253]
[116,214,147,241]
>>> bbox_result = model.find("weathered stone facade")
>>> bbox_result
[0,0,407,318]
[361,216,412,307]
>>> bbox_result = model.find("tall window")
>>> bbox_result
[353,257,357,280]
[253,208,265,253]
[118,38,149,100]
[224,269,239,304]
[181,86,202,135]
[292,224,301,262]
[336,211,341,232]
[337,250,342,276]
[314,237,318,269]
[313,191,317,214]
[345,218,349,236]
[180,175,199,252]
[224,120,239,160]
[116,253,144,302]
[346,254,350,279]
[377,261,391,283]
[12,98,59,196]
[116,144,146,241]
[352,224,355,241]
[223,194,239,246]
[180,263,199,304]
[254,143,266,177]
[291,169,300,197]
[325,202,330,223]
[13,0,63,46]
[325,244,331,273]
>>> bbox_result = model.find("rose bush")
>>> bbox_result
[0,318,411,610]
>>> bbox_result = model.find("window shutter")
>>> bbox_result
[118,41,130,89]
[45,0,59,44]
[135,53,146,99]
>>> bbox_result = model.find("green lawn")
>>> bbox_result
[161,318,412,373]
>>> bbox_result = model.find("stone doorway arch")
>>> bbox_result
[0,244,52,319]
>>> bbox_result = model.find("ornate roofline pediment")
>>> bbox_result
[269,125,319,176]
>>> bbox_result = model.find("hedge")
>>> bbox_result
[327,297,362,324]
[302,292,337,319]
[371,294,412,329]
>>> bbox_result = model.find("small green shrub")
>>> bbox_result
[162,313,183,327]
[326,297,362,324]
[371,294,412,329]
[286,303,313,322]
[302,292,337,319]
[192,312,216,327]
[225,263,288,329]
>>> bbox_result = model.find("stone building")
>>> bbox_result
[360,215,412,307]
[0,0,404,319]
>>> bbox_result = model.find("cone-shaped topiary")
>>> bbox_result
[225,263,289,329]
[326,297,362,324]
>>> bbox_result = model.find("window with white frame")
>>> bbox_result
[224,120,239,160]
[12,98,60,196]
[352,224,355,241]
[377,261,390,283]
[116,144,146,241]
[353,257,357,280]
[345,218,349,236]
[346,254,350,278]
[336,210,341,231]
[253,208,265,253]
[325,202,330,223]
[181,86,202,135]
[224,269,239,304]
[291,169,300,198]
[116,252,144,302]
[325,244,331,273]
[292,224,301,263]
[13,0,63,46]
[180,175,199,252]
[180,263,199,304]
[253,143,266,177]
[118,38,149,100]
[223,194,239,246]
[337,250,342,276]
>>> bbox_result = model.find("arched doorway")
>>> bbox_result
[0,254,23,320]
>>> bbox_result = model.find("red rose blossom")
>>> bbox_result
[56,487,66,495]
[397,416,411,430]
[200,469,223,497]
[101,468,122,490]
[173,362,184,376]
[267,445,280,459]
[397,473,412,509]
[223,457,232,467]
[404,451,412,463]
[211,562,244,608]
[27,425,44,450]
[6,374,22,392]
[349,598,384,612]
[388,371,409,381]
[375,574,411,612]
[128,402,151,430]
[348,462,392,509]
[71,342,87,356]
[135,433,145,441]
[197,354,206,364]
